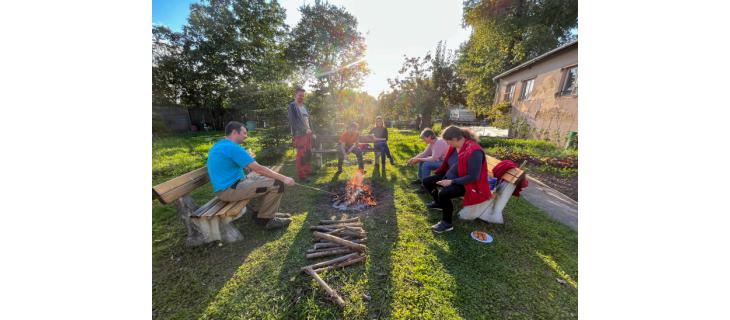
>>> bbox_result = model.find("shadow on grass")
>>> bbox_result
[427,198,578,319]
[152,191,289,319]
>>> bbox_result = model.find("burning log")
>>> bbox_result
[301,252,360,271]
[305,248,354,259]
[303,268,346,308]
[331,170,377,211]
[313,232,367,252]
[320,217,360,224]
[314,255,366,273]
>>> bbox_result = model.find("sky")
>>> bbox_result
[152,0,472,97]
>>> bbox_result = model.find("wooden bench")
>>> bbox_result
[152,165,281,246]
[311,135,381,168]
[454,155,527,224]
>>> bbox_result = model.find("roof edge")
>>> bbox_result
[492,39,577,82]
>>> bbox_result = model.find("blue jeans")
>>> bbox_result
[374,141,394,164]
[418,160,443,181]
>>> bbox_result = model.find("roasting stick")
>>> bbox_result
[294,182,337,195]
[303,268,346,307]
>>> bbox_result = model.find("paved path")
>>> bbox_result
[521,175,578,231]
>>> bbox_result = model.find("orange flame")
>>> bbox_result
[341,169,377,208]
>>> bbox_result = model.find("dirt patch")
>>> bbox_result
[526,170,578,201]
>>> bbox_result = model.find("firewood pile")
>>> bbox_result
[300,216,367,308]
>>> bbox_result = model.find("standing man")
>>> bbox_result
[287,87,313,182]
[207,122,296,230]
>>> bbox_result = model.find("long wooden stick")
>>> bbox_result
[321,222,363,228]
[313,232,367,252]
[308,245,346,253]
[301,252,360,271]
[305,248,354,259]
[319,217,360,224]
[310,225,337,232]
[303,268,346,307]
[313,239,365,250]
[314,256,366,273]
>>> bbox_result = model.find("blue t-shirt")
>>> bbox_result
[207,139,255,192]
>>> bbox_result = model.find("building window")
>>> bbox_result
[503,83,516,102]
[560,66,578,96]
[519,78,535,100]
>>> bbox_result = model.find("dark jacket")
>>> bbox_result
[287,101,309,137]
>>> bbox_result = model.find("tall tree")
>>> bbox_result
[287,0,369,94]
[152,0,291,108]
[458,0,578,116]
[431,41,467,112]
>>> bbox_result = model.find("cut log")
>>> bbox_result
[310,225,337,232]
[320,222,363,228]
[224,200,248,217]
[314,256,366,273]
[200,200,228,218]
[303,268,346,307]
[305,248,354,259]
[313,232,367,252]
[307,246,346,253]
[191,197,221,218]
[325,227,347,235]
[301,252,360,271]
[319,217,360,225]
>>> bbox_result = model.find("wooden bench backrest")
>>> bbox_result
[153,167,210,204]
[486,155,525,185]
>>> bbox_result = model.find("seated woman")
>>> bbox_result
[369,116,396,166]
[422,125,492,233]
[337,121,365,172]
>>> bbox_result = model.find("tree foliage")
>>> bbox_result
[287,0,369,94]
[378,42,465,127]
[152,0,291,108]
[458,0,578,116]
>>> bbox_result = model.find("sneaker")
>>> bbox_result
[431,221,453,234]
[426,201,442,210]
[275,213,291,218]
[265,217,292,230]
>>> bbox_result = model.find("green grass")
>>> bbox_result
[153,129,578,319]
[479,136,578,159]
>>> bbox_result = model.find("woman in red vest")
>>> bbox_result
[422,125,492,233]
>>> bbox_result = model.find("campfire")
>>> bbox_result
[331,170,377,211]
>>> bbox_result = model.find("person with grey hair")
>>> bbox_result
[407,128,448,184]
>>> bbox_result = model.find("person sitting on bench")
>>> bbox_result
[422,125,492,234]
[369,115,396,166]
[208,121,296,230]
[407,128,448,184]
[337,121,365,172]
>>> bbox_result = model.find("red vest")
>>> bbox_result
[434,139,492,205]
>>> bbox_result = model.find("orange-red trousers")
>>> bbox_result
[293,133,312,179]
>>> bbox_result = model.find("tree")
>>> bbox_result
[152,0,291,109]
[286,0,369,94]
[458,0,578,116]
[378,54,440,127]
[431,41,467,123]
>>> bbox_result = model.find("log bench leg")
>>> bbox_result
[174,195,208,246]
[477,181,517,224]
[175,195,248,246]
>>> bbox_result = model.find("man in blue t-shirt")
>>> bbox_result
[207,121,296,230]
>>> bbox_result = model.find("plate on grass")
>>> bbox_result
[471,231,493,244]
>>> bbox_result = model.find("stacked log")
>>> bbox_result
[301,217,367,308]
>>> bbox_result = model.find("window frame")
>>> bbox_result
[558,65,578,96]
[504,82,516,102]
[519,77,536,101]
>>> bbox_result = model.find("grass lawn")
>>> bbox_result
[152,129,578,319]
